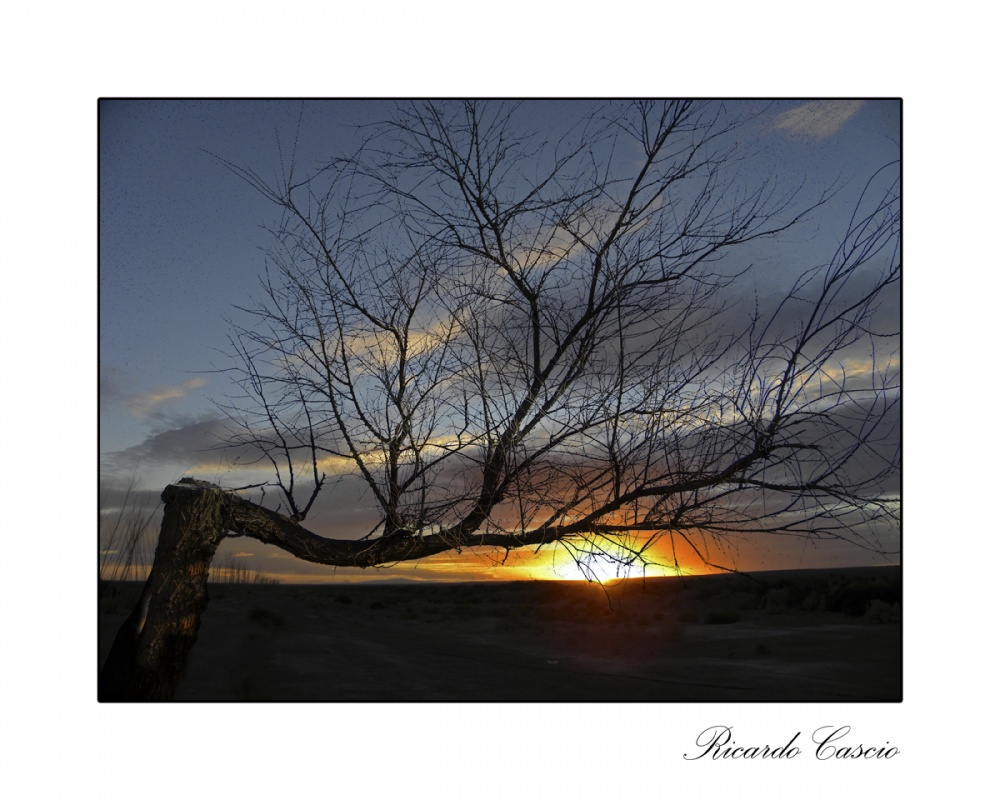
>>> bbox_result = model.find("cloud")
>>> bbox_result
[772,101,864,140]
[126,377,208,418]
[102,414,235,476]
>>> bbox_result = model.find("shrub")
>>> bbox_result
[865,599,902,623]
[248,607,283,627]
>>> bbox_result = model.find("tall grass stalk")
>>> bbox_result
[99,473,160,583]
[209,553,279,585]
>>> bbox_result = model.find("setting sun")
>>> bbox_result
[550,553,648,582]
[511,540,704,582]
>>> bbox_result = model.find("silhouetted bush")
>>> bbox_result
[755,572,900,616]
[826,577,900,616]
[865,599,902,623]
[248,607,283,627]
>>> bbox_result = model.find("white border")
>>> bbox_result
[5,1,987,796]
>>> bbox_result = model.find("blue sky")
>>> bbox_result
[100,99,900,581]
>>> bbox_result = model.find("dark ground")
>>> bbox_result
[99,566,901,702]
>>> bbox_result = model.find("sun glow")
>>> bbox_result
[552,553,644,582]
[516,541,700,583]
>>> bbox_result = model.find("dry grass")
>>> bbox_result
[209,553,279,585]
[99,474,158,583]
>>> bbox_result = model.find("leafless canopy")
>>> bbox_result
[215,101,900,576]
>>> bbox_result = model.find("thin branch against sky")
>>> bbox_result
[101,102,898,580]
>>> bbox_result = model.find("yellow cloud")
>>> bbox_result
[126,377,208,418]
[773,101,864,140]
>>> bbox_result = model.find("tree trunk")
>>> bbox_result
[98,477,571,700]
[99,482,228,701]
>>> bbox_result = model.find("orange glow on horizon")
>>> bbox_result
[100,532,724,585]
[505,538,717,582]
[377,533,719,583]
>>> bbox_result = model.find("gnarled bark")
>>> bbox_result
[99,481,228,701]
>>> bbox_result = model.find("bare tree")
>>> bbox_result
[100,101,899,700]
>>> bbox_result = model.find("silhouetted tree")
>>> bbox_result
[100,101,899,700]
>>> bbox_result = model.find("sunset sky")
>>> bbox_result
[99,99,900,582]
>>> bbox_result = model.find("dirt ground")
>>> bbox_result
[98,566,901,702]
